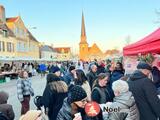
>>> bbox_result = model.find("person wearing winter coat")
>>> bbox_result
[46,66,61,85]
[0,91,15,120]
[39,63,47,77]
[105,59,112,73]
[57,85,103,120]
[42,77,68,120]
[128,61,160,120]
[110,62,124,85]
[28,63,33,77]
[57,85,87,120]
[74,69,91,101]
[92,73,114,104]
[107,80,139,120]
[152,66,160,89]
[17,70,34,115]
[96,61,106,75]
[86,64,98,89]
[63,65,76,85]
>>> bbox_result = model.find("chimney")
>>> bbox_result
[0,5,6,23]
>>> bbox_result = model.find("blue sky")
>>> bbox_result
[1,0,160,53]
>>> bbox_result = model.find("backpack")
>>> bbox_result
[0,112,9,120]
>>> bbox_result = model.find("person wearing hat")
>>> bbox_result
[42,71,68,120]
[57,85,87,120]
[57,85,103,120]
[128,61,160,120]
[46,66,61,85]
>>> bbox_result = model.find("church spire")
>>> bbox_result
[80,12,87,44]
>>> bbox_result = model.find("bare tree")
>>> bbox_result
[154,9,160,24]
[125,35,131,45]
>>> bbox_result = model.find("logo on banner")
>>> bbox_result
[85,101,100,117]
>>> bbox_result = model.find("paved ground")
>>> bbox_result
[0,74,46,120]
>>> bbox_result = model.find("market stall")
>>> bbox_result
[123,28,160,74]
[123,28,160,56]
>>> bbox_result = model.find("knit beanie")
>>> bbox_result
[50,66,60,73]
[69,65,75,72]
[137,61,152,71]
[68,85,87,103]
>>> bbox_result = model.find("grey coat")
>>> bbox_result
[56,98,72,120]
[107,91,139,120]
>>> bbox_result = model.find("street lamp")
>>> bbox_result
[28,27,37,30]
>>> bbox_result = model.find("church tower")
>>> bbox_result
[79,12,88,60]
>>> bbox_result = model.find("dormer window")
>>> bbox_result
[3,29,8,37]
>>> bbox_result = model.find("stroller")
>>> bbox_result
[34,96,44,110]
[0,112,9,120]
[34,96,49,120]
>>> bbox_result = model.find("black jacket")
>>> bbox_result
[128,70,160,120]
[86,71,97,89]
[110,70,124,84]
[97,65,106,75]
[46,73,60,85]
[42,81,68,120]
[152,66,160,88]
[91,84,114,104]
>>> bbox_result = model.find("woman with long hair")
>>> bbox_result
[42,76,68,120]
[110,62,125,85]
[92,73,114,104]
[74,69,91,101]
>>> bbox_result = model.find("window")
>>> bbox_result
[0,41,5,52]
[24,43,26,52]
[3,30,8,37]
[11,43,14,52]
[7,42,12,52]
[17,42,21,52]
[17,42,27,52]
[15,28,18,35]
[17,28,19,35]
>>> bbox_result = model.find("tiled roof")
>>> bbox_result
[105,49,119,55]
[6,17,19,22]
[41,45,53,52]
[54,47,71,53]
[88,43,103,54]
[40,45,57,53]
[0,23,15,37]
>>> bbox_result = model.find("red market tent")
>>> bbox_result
[123,28,160,56]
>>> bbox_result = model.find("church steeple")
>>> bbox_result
[80,12,87,44]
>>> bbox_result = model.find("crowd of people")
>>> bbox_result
[0,59,160,120]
